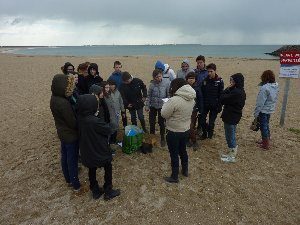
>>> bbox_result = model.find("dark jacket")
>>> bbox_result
[192,83,204,114]
[84,63,103,94]
[220,73,246,125]
[119,78,147,110]
[77,94,112,168]
[50,74,78,143]
[201,75,224,110]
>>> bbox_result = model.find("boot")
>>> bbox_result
[192,142,199,151]
[182,167,189,177]
[104,188,121,201]
[259,138,269,150]
[90,184,104,200]
[164,176,179,183]
[199,124,207,140]
[160,134,166,147]
[140,119,148,133]
[207,127,214,139]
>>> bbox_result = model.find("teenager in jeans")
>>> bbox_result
[50,74,80,191]
[220,73,246,163]
[77,94,120,200]
[161,78,196,183]
[145,69,170,147]
[253,70,279,150]
[119,71,148,132]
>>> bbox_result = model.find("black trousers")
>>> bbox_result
[149,107,165,134]
[88,161,112,191]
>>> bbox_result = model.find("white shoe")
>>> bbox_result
[221,155,236,163]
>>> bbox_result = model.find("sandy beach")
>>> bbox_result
[0,53,299,224]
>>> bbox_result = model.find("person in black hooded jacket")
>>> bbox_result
[77,94,120,200]
[220,73,246,163]
[50,74,80,191]
[83,63,103,94]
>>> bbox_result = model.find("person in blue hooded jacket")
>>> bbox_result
[253,70,279,150]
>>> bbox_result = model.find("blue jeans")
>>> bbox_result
[129,108,144,126]
[60,140,80,190]
[166,130,190,179]
[224,123,237,148]
[259,113,270,139]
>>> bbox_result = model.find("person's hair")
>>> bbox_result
[77,62,90,73]
[114,61,122,67]
[100,81,110,97]
[152,69,162,78]
[169,78,187,97]
[185,71,196,80]
[62,62,74,75]
[206,63,216,71]
[196,55,205,62]
[122,71,132,82]
[261,70,276,84]
[107,79,117,86]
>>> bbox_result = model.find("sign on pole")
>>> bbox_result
[279,51,300,126]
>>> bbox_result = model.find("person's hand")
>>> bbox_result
[127,104,133,108]
[142,97,146,102]
[145,108,149,112]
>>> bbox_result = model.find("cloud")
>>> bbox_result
[0,0,299,45]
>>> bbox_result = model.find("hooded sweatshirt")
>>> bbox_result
[176,59,194,79]
[77,94,112,168]
[220,73,246,125]
[161,84,196,132]
[84,63,103,94]
[50,74,78,143]
[254,82,279,117]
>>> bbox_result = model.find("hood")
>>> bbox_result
[77,94,98,117]
[264,82,279,91]
[163,64,170,73]
[231,73,244,89]
[62,62,74,75]
[88,63,99,76]
[51,74,75,98]
[89,84,103,95]
[182,59,190,67]
[155,60,165,71]
[175,84,196,101]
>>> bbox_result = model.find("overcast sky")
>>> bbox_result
[0,0,299,45]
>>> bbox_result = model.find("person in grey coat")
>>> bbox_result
[145,69,170,147]
[253,70,279,150]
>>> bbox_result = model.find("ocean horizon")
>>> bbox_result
[2,45,282,59]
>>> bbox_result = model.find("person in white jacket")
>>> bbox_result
[161,78,196,183]
[253,70,279,150]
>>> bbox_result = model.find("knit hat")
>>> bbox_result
[89,84,103,95]
[155,60,165,71]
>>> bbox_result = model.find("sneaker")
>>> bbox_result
[164,176,179,183]
[104,189,121,201]
[221,155,236,163]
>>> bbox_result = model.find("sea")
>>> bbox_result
[6,45,281,59]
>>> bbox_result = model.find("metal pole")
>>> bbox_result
[280,78,291,126]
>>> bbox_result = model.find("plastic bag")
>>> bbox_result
[123,125,144,154]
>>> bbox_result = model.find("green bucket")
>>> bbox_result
[122,133,143,154]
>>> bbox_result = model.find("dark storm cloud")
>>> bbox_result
[0,0,299,44]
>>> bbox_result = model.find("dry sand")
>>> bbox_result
[0,53,299,225]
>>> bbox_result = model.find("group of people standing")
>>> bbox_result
[50,55,279,199]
